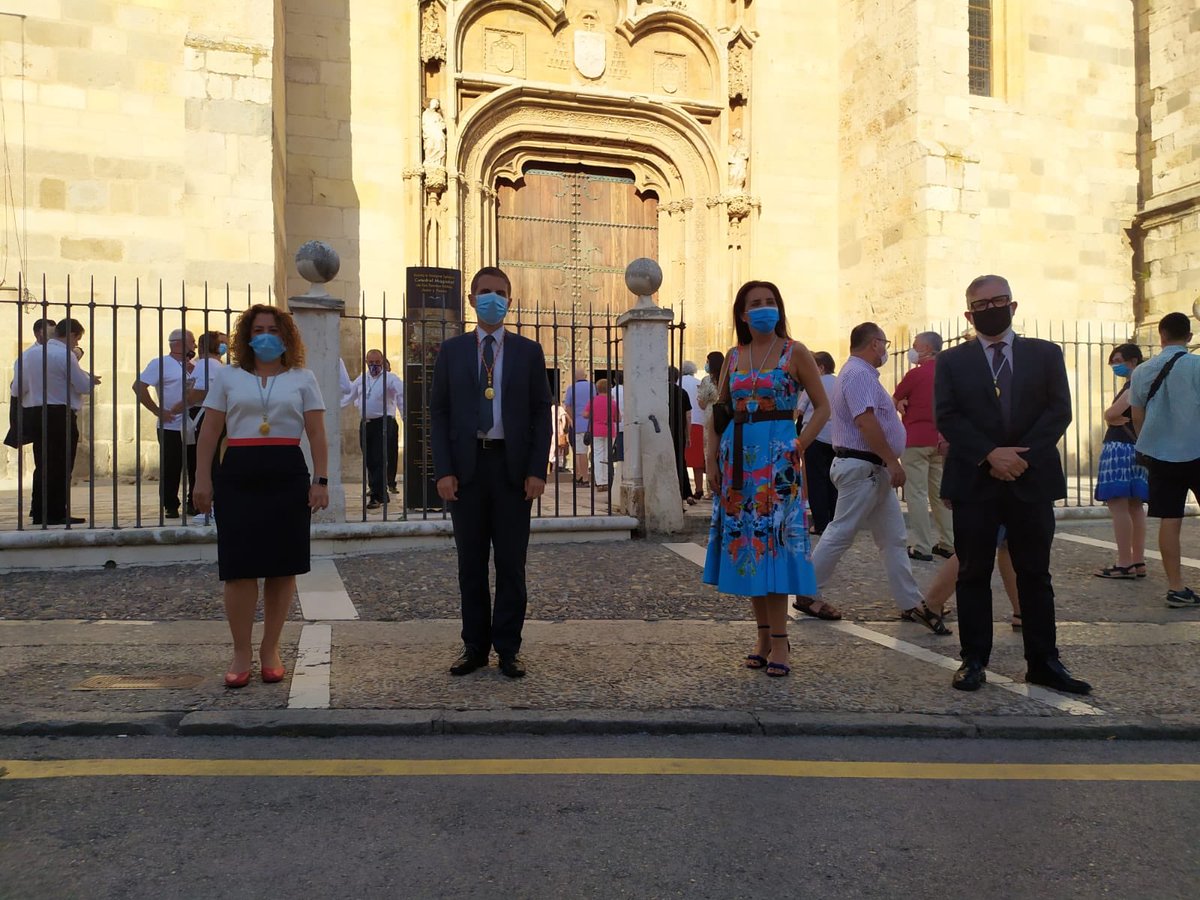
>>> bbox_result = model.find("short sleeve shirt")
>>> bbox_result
[139,354,193,431]
[203,366,326,440]
[831,355,907,458]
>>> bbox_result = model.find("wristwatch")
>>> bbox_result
[313,476,328,486]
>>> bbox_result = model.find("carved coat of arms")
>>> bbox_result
[574,20,607,79]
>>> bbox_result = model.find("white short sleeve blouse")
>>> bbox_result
[203,366,326,440]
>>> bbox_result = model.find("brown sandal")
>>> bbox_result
[792,596,843,620]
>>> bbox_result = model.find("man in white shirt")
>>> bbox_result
[15,319,99,525]
[344,349,405,510]
[5,318,56,451]
[133,329,197,518]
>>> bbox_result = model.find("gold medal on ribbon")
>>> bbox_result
[260,418,271,435]
[484,387,495,400]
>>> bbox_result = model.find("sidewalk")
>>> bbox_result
[2,516,1198,740]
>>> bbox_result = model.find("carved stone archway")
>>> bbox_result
[451,86,721,315]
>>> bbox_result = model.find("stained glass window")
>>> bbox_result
[969,0,993,96]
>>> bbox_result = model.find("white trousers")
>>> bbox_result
[593,438,610,486]
[901,446,953,553]
[811,458,923,612]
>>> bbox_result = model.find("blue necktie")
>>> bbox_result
[479,335,495,433]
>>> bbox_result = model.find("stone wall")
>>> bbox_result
[1134,0,1200,328]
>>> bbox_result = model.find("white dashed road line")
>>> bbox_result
[288,623,333,709]
[664,541,1107,716]
[1055,532,1200,569]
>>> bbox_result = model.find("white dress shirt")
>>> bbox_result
[977,327,1015,371]
[14,340,94,411]
[476,326,505,440]
[139,354,194,431]
[345,371,405,420]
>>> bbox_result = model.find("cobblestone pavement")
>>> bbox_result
[1,513,1197,730]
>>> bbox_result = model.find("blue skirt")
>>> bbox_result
[1094,441,1149,502]
[703,419,817,597]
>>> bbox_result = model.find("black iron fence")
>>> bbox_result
[1,277,642,531]
[887,318,1181,509]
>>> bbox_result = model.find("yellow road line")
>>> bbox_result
[2,758,1199,781]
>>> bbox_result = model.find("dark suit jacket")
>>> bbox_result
[431,329,552,488]
[934,335,1071,503]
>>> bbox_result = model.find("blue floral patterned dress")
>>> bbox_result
[703,341,816,596]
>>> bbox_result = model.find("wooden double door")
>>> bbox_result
[497,165,659,316]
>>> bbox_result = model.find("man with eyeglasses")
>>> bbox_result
[934,274,1089,695]
[797,322,949,634]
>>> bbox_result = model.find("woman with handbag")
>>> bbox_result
[702,281,831,677]
[1094,343,1149,579]
[193,304,330,688]
[582,378,619,492]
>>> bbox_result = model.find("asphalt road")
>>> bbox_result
[2,735,1197,899]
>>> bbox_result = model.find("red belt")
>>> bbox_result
[226,437,301,446]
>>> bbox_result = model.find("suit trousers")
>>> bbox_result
[158,426,196,514]
[901,446,953,553]
[953,490,1058,666]
[360,417,397,502]
[803,439,838,533]
[29,405,78,522]
[812,458,923,611]
[449,444,534,658]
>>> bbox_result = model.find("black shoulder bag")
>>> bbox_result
[1134,351,1186,468]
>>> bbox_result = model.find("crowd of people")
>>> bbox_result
[6,270,1197,690]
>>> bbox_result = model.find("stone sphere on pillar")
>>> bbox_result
[296,240,341,285]
[625,258,663,301]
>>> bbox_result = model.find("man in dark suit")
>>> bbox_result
[432,266,552,678]
[935,274,1091,695]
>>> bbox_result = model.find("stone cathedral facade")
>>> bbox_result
[0,0,1196,360]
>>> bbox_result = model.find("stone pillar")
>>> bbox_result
[288,242,346,524]
[617,259,685,535]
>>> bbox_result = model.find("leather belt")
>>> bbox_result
[834,447,884,466]
[731,409,795,491]
[478,437,505,450]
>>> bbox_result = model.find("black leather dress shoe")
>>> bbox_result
[1026,658,1091,695]
[449,648,489,676]
[498,655,526,678]
[952,660,987,692]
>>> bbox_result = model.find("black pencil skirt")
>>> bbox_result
[215,444,311,581]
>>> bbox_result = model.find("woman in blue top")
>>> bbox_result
[1094,342,1149,579]
[703,281,830,676]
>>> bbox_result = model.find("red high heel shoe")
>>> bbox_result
[260,666,287,684]
[224,670,251,689]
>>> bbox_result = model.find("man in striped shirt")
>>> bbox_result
[796,322,948,634]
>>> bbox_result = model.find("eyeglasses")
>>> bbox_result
[876,338,891,347]
[969,294,1011,313]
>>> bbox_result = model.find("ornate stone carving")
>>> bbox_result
[707,193,760,222]
[574,11,607,80]
[654,51,688,95]
[424,166,448,197]
[422,99,447,169]
[728,41,750,101]
[547,36,570,70]
[485,28,526,78]
[402,166,425,181]
[419,1,445,64]
[727,128,748,191]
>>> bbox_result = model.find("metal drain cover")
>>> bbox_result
[74,675,204,691]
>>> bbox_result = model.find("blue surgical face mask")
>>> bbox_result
[218,342,228,356]
[475,291,509,326]
[703,363,710,374]
[368,363,383,376]
[747,306,779,334]
[249,332,285,362]
[1111,363,1131,378]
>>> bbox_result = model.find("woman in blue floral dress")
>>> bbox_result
[703,281,831,676]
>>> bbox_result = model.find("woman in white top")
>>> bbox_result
[194,304,329,689]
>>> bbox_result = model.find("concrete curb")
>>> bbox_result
[4,709,1199,740]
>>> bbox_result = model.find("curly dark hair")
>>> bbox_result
[230,304,306,371]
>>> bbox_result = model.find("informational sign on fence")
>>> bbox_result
[404,267,462,510]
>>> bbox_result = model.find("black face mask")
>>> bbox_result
[971,304,1013,337]
[185,350,196,359]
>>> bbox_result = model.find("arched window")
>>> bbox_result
[969,0,993,96]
